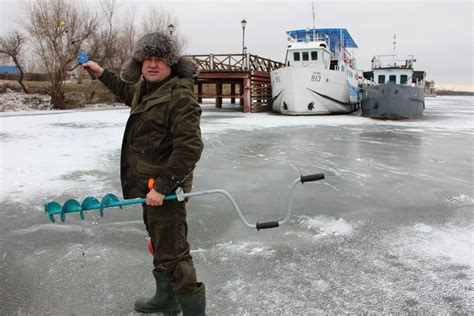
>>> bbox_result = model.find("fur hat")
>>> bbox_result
[120,32,198,83]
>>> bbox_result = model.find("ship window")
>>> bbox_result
[293,52,300,61]
[311,51,318,60]
[302,52,309,61]
[341,65,345,72]
[389,75,396,83]
[378,75,385,84]
[400,75,408,84]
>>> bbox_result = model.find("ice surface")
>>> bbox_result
[1,96,473,314]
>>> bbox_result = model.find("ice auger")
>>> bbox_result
[44,173,325,230]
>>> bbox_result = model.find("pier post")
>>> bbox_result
[230,83,236,104]
[216,80,222,109]
[239,81,244,107]
[197,83,203,103]
[243,77,251,113]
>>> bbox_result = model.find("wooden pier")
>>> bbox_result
[188,54,284,112]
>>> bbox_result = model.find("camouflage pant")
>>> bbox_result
[142,200,197,294]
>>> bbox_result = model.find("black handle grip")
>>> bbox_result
[256,221,279,231]
[300,173,325,183]
[86,68,96,80]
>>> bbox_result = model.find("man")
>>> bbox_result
[83,32,205,315]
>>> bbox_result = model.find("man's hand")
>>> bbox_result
[146,188,165,206]
[82,61,104,78]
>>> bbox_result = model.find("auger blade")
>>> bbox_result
[45,201,62,223]
[80,196,101,220]
[61,199,81,222]
[100,193,122,217]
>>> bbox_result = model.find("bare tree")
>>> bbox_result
[24,0,98,109]
[85,0,122,72]
[116,8,137,67]
[141,7,187,52]
[0,31,29,93]
[142,7,174,35]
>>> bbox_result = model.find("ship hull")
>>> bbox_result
[271,67,359,115]
[361,84,425,119]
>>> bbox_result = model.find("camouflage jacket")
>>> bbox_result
[99,70,203,199]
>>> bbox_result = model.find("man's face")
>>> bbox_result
[141,57,171,82]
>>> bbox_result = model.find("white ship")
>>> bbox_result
[271,28,362,115]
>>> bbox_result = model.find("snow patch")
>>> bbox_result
[297,215,354,236]
[0,91,52,111]
[389,223,474,267]
[0,109,128,201]
[191,241,276,260]
[313,279,331,292]
[215,241,276,258]
[413,223,433,233]
[447,194,474,206]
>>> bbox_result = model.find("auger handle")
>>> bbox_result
[300,173,325,183]
[256,221,279,230]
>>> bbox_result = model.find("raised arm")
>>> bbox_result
[82,61,135,106]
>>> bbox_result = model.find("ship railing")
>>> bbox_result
[371,54,416,69]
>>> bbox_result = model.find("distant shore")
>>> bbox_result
[435,90,474,96]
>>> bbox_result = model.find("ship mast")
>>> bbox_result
[312,0,316,41]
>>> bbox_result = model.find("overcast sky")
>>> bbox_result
[1,0,473,90]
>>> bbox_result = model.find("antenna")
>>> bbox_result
[393,33,397,64]
[312,0,316,41]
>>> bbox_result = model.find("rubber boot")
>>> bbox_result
[134,270,181,314]
[177,283,206,316]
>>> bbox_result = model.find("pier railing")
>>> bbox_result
[188,54,284,72]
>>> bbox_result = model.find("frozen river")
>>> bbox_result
[1,96,473,314]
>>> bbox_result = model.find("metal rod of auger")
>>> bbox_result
[280,177,302,225]
[106,195,177,207]
[179,174,324,230]
[181,189,255,228]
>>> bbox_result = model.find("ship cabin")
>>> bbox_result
[285,41,332,69]
[363,55,425,87]
[285,28,359,72]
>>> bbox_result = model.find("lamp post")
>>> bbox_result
[241,19,247,55]
[168,24,175,36]
[243,46,247,70]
